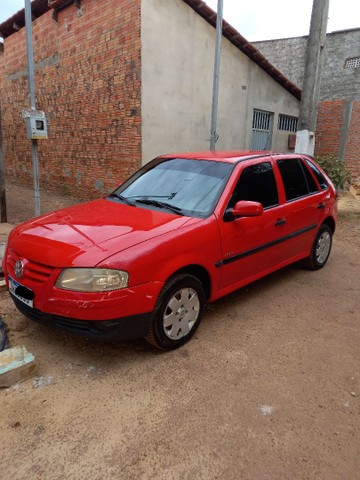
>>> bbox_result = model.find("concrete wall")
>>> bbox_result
[255,29,360,180]
[254,37,307,91]
[255,29,360,101]
[141,0,300,164]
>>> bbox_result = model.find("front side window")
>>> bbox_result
[110,158,233,218]
[229,162,279,209]
[277,158,318,201]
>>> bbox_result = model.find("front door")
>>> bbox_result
[217,160,288,294]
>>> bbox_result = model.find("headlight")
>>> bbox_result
[56,268,129,292]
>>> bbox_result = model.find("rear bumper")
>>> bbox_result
[11,294,152,340]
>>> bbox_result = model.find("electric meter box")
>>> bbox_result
[22,110,48,139]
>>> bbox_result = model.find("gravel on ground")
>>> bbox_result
[0,182,359,480]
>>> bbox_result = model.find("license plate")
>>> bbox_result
[8,275,34,308]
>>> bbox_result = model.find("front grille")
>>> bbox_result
[55,317,94,333]
[8,248,55,285]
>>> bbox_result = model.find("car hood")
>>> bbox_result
[10,198,199,267]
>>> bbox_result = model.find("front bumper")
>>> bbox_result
[11,294,152,340]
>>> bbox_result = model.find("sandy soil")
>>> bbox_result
[0,183,359,480]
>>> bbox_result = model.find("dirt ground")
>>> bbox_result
[1,182,359,480]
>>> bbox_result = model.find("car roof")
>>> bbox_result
[159,150,302,164]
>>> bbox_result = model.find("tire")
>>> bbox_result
[0,317,9,352]
[303,224,333,270]
[146,274,206,350]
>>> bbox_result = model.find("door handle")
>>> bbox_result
[275,218,286,227]
[318,202,326,210]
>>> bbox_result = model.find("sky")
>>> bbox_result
[0,0,359,41]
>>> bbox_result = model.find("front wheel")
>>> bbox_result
[303,224,333,270]
[146,274,206,350]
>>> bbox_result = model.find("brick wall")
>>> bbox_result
[345,101,360,181]
[315,100,360,182]
[315,101,344,156]
[0,0,141,198]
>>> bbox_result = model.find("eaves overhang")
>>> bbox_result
[182,0,302,100]
[0,0,49,38]
[0,0,79,38]
[0,0,302,101]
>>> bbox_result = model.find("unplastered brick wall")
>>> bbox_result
[0,0,141,198]
[315,100,360,182]
[315,101,344,156]
[345,101,360,181]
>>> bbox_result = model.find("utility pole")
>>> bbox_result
[210,0,223,151]
[0,106,7,223]
[295,0,330,155]
[25,0,41,216]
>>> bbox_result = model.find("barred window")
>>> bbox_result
[344,56,360,69]
[277,114,298,132]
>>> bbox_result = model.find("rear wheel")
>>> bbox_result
[303,224,333,270]
[146,274,205,350]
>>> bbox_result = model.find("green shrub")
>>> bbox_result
[315,154,351,190]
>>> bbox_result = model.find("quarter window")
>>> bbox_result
[231,162,279,209]
[301,161,319,193]
[305,159,328,190]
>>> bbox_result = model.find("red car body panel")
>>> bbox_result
[10,199,198,267]
[2,151,337,339]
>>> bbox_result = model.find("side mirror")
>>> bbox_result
[231,200,263,218]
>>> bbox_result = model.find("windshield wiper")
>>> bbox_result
[135,198,184,215]
[108,193,135,206]
[127,193,177,200]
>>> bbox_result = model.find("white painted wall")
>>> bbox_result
[141,0,300,164]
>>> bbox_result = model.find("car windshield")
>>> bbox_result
[110,157,233,218]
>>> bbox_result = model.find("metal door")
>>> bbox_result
[252,109,273,150]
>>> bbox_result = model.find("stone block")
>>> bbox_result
[0,346,37,388]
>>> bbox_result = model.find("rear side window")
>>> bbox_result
[305,159,329,190]
[277,158,317,201]
[231,162,279,209]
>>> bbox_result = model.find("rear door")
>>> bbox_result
[274,156,328,258]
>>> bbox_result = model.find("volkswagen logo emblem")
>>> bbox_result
[14,260,24,278]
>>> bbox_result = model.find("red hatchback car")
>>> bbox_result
[3,151,337,349]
